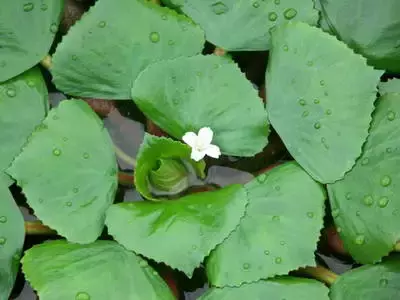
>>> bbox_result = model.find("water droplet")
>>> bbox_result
[75,292,90,300]
[314,122,321,129]
[168,40,175,46]
[149,32,160,43]
[269,26,276,34]
[272,215,280,221]
[325,109,332,115]
[298,99,306,106]
[332,209,340,218]
[283,44,289,51]
[337,227,342,233]
[0,216,7,223]
[283,8,297,20]
[6,88,16,97]
[172,98,179,105]
[252,1,260,8]
[275,257,282,264]
[0,236,6,245]
[264,250,270,255]
[211,1,229,15]
[307,212,314,218]
[379,278,389,287]
[23,3,34,12]
[307,61,314,67]
[83,152,90,159]
[189,86,195,92]
[280,241,286,245]
[356,211,361,216]
[27,80,35,87]
[345,193,352,200]
[98,21,106,28]
[50,23,58,34]
[361,158,369,165]
[257,173,267,183]
[387,111,396,121]
[320,80,325,86]
[268,12,278,21]
[302,110,309,117]
[363,195,374,207]
[354,235,365,245]
[386,147,392,154]
[62,137,68,142]
[393,209,399,216]
[53,148,61,156]
[243,263,250,270]
[72,55,78,61]
[73,187,79,193]
[321,137,329,149]
[314,99,320,104]
[378,196,389,208]
[380,175,391,187]
[40,3,48,11]
[161,14,168,20]
[274,0,280,4]
[66,201,72,207]
[274,185,281,191]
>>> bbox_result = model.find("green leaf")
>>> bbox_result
[22,240,175,300]
[7,100,117,244]
[135,134,205,200]
[162,0,318,51]
[0,180,24,300]
[105,184,247,276]
[199,277,329,299]
[206,162,326,286]
[132,55,269,157]
[0,0,64,82]
[330,255,400,299]
[0,67,48,183]
[379,79,400,96]
[51,0,204,99]
[327,92,400,263]
[317,0,400,73]
[266,22,383,184]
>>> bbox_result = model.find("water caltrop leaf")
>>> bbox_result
[328,92,400,263]
[318,0,400,73]
[51,0,204,99]
[266,22,383,184]
[7,100,117,244]
[379,79,400,96]
[206,162,326,286]
[0,0,64,82]
[0,67,48,183]
[330,255,400,299]
[132,55,269,157]
[105,184,247,276]
[22,240,175,300]
[0,180,24,300]
[199,277,329,300]
[135,134,205,200]
[163,0,318,51]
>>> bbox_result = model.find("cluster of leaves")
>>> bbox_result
[1,0,400,299]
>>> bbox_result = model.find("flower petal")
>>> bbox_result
[182,132,197,147]
[191,149,206,162]
[205,144,221,159]
[198,127,213,146]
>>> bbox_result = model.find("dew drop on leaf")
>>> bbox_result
[149,32,160,43]
[53,148,61,156]
[6,88,16,97]
[268,12,278,22]
[274,0,280,4]
[0,237,7,245]
[361,157,369,165]
[325,109,332,115]
[314,122,321,129]
[40,3,48,11]
[242,263,250,270]
[302,110,309,117]
[191,245,197,250]
[73,187,79,193]
[274,185,281,191]
[252,1,260,8]
[313,99,320,104]
[66,201,72,207]
[379,278,389,287]
[298,99,306,106]
[283,8,297,20]
[264,250,270,255]
[378,196,389,208]
[380,175,392,187]
[319,80,325,86]
[23,2,34,12]
[280,240,286,245]
[307,60,314,67]
[275,257,282,264]
[354,235,365,245]
[161,14,167,20]
[98,21,106,28]
[27,80,35,87]
[256,173,267,183]
[345,192,352,200]
[272,215,280,221]
[387,111,396,121]
[306,212,314,218]
[283,45,289,51]
[0,216,7,223]
[83,152,90,159]
[386,147,393,153]
[168,40,175,46]
[363,195,374,207]
[356,211,361,216]
[211,1,229,15]
[75,292,90,300]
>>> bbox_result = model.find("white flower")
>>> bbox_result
[182,127,221,162]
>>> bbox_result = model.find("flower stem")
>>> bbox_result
[40,54,52,70]
[114,144,137,168]
[297,265,338,286]
[118,171,134,186]
[25,221,56,235]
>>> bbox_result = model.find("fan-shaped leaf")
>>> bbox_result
[267,22,383,183]
[7,100,117,244]
[206,162,326,286]
[132,55,269,157]
[0,0,64,82]
[51,0,205,99]
[105,184,247,276]
[328,92,400,263]
[22,240,175,300]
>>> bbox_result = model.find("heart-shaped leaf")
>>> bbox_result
[330,255,400,299]
[105,184,247,276]
[0,180,24,300]
[206,162,326,286]
[51,0,204,99]
[22,240,175,300]
[163,0,318,51]
[0,0,64,82]
[0,67,48,184]
[328,92,400,263]
[199,277,329,299]
[267,22,383,183]
[132,55,269,157]
[7,100,117,244]
[135,134,205,200]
